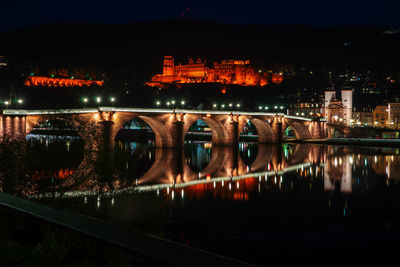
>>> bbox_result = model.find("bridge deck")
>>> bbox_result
[2,107,314,121]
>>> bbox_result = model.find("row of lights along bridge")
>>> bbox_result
[81,96,116,107]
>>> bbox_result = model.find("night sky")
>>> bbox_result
[2,0,400,32]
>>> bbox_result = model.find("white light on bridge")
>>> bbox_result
[264,106,268,110]
[171,100,175,104]
[229,103,233,107]
[213,104,217,108]
[236,104,241,108]
[83,98,88,103]
[274,106,278,109]
[181,101,185,105]
[110,97,115,102]
[96,97,101,103]
[18,99,23,104]
[258,106,262,110]
[156,101,160,106]
[4,101,9,105]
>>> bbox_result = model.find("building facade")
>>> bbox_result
[373,105,389,127]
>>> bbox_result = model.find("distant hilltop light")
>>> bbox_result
[146,56,283,88]
[0,55,7,68]
[383,28,400,35]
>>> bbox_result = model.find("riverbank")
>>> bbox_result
[292,138,400,147]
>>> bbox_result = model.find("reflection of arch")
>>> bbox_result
[139,148,197,184]
[283,143,312,165]
[114,115,170,148]
[200,147,242,177]
[286,122,312,140]
[249,144,276,172]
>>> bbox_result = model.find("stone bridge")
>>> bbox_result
[0,107,327,148]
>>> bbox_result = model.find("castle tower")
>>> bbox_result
[163,56,174,76]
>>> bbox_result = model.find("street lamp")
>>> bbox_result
[4,100,9,107]
[96,96,101,107]
[156,101,161,106]
[17,99,23,108]
[258,106,262,110]
[181,100,185,106]
[236,104,241,108]
[213,104,217,108]
[110,97,115,106]
[83,97,88,107]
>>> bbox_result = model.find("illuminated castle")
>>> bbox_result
[146,56,283,87]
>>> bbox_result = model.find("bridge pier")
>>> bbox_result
[272,116,282,143]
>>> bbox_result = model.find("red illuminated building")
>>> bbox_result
[146,56,283,87]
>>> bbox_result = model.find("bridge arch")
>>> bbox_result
[183,116,230,146]
[241,118,274,143]
[113,114,172,148]
[284,121,312,140]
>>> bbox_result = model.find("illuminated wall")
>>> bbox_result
[25,76,104,87]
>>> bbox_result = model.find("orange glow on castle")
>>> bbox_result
[25,76,104,87]
[146,56,283,87]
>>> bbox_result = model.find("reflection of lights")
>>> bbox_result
[213,181,216,188]
[181,190,184,198]
[157,189,160,196]
[84,197,87,204]
[237,182,239,189]
[334,158,338,167]
[111,198,114,206]
[339,157,342,166]
[229,183,232,190]
[222,180,224,187]
[172,191,175,200]
[374,156,377,163]
[274,176,277,184]
[349,156,353,165]
[167,187,170,194]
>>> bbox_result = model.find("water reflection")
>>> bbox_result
[0,137,396,201]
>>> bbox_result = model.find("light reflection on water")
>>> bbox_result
[2,138,400,265]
